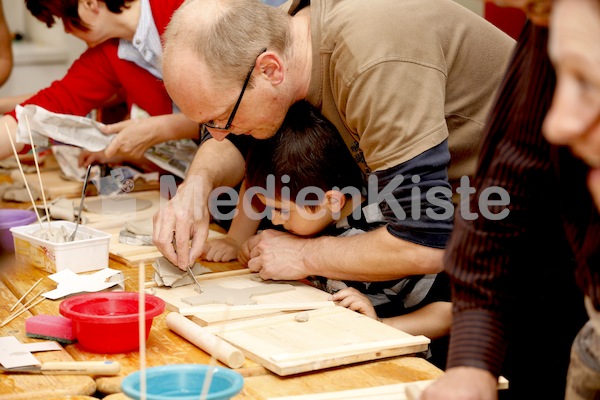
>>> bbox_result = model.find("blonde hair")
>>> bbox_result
[164,0,292,88]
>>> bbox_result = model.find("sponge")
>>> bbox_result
[25,314,76,344]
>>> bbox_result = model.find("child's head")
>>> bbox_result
[26,0,132,32]
[245,100,363,236]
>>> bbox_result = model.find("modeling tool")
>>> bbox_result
[0,361,121,375]
[69,163,92,241]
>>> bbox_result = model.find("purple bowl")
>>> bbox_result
[0,209,38,253]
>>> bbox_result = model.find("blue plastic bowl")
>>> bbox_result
[121,364,244,400]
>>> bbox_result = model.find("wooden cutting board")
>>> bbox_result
[206,306,430,376]
[148,271,333,325]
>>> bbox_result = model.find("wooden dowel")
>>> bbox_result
[138,261,147,400]
[25,115,51,229]
[165,312,245,369]
[9,277,43,312]
[4,123,43,229]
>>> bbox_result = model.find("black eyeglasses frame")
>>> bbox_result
[203,47,268,132]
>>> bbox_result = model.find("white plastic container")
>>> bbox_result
[10,221,110,273]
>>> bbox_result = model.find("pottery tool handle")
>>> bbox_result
[166,312,245,369]
[41,361,121,375]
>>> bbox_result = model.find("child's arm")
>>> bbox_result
[331,288,452,339]
[381,302,452,339]
[202,181,261,262]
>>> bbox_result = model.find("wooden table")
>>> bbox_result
[0,186,443,399]
[0,258,443,399]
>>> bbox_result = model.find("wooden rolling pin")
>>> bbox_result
[165,312,245,369]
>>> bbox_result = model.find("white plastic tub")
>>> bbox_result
[10,221,110,273]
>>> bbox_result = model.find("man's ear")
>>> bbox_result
[259,51,284,85]
[325,190,346,214]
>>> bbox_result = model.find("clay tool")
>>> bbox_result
[187,264,203,293]
[172,230,203,293]
[0,361,121,375]
[165,312,245,369]
[70,163,92,241]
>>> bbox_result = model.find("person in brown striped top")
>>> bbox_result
[422,0,600,399]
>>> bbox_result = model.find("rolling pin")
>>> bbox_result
[165,312,245,369]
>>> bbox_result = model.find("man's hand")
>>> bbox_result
[153,176,212,269]
[245,229,310,280]
[420,367,498,400]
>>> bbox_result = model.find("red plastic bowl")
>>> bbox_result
[59,292,165,354]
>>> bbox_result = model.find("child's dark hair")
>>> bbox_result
[245,100,363,209]
[26,0,132,32]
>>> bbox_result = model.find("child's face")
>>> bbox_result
[257,195,336,237]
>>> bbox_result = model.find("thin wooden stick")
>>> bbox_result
[25,115,51,229]
[1,296,45,327]
[9,277,43,312]
[138,261,147,400]
[4,123,43,229]
[200,302,232,400]
[9,290,44,317]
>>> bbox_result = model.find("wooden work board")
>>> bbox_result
[205,306,430,376]
[148,270,333,325]
[149,270,430,376]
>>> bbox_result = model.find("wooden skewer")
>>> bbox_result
[4,123,43,229]
[9,290,44,317]
[200,301,232,400]
[9,277,43,312]
[1,296,45,327]
[138,261,147,400]
[25,115,51,229]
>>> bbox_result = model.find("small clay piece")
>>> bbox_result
[295,312,310,322]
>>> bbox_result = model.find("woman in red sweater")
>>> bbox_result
[0,0,199,166]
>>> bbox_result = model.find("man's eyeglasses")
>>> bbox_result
[203,48,268,132]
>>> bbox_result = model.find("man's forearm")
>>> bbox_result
[302,227,444,281]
